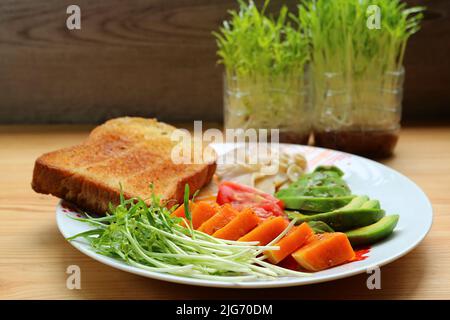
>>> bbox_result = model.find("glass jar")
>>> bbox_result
[313,68,405,158]
[223,69,312,144]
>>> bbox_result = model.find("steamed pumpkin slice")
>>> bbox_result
[213,208,260,240]
[197,204,238,235]
[170,201,196,227]
[171,201,218,229]
[191,201,219,229]
[238,216,289,245]
[292,232,355,272]
[264,222,314,264]
[171,201,195,218]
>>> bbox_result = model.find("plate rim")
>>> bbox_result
[56,143,433,289]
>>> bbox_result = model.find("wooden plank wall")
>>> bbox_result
[0,0,448,124]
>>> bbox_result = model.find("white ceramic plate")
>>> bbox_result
[57,143,433,288]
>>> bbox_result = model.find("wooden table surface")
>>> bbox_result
[1,124,449,300]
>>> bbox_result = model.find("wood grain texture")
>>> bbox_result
[0,0,449,124]
[0,123,449,299]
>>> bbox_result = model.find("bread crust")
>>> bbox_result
[32,117,216,214]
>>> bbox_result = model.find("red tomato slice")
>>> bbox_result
[216,181,285,219]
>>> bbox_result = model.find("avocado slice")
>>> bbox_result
[280,195,355,213]
[276,165,353,212]
[345,215,399,246]
[338,195,369,210]
[288,207,385,231]
[314,165,345,176]
[360,199,381,209]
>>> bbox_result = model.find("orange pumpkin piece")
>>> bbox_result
[292,232,355,271]
[171,201,196,218]
[171,201,217,229]
[170,201,196,227]
[238,216,289,245]
[264,222,314,264]
[191,201,218,229]
[197,204,238,235]
[212,208,260,240]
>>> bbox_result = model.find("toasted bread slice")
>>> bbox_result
[32,117,216,214]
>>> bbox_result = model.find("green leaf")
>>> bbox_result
[183,184,191,222]
[66,228,105,241]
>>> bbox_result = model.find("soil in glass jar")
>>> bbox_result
[313,129,399,158]
[277,131,311,145]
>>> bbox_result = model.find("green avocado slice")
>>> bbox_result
[345,215,399,246]
[338,195,369,210]
[288,207,385,231]
[276,165,352,212]
[360,199,381,210]
[280,195,355,213]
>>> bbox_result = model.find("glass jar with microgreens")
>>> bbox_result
[298,0,424,158]
[215,1,312,144]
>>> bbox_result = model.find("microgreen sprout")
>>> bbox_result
[214,0,309,78]
[214,0,311,132]
[296,0,425,129]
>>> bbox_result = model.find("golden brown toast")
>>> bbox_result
[32,117,216,214]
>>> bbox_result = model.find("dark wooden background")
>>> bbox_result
[0,0,448,124]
